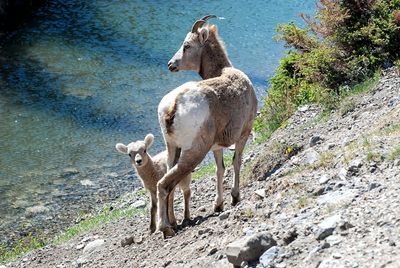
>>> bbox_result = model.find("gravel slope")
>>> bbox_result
[4,68,400,268]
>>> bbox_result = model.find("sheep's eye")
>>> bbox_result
[183,44,190,51]
[144,149,146,153]
[128,153,132,157]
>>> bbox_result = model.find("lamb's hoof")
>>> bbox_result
[214,203,224,213]
[161,226,176,239]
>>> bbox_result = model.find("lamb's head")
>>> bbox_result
[115,134,154,168]
[168,15,217,72]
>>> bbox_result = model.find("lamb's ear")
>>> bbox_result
[115,143,128,154]
[198,27,209,45]
[144,134,154,149]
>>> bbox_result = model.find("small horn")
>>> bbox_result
[191,20,205,33]
[200,15,218,21]
[191,15,218,33]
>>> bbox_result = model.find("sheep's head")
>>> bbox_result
[168,15,217,72]
[115,134,154,168]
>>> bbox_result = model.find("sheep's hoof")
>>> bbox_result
[161,226,176,239]
[231,193,240,206]
[170,221,178,231]
[213,203,224,213]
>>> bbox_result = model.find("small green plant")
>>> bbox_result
[339,99,356,116]
[383,123,400,135]
[297,196,309,209]
[0,233,47,264]
[135,188,147,197]
[54,206,145,245]
[366,151,382,162]
[389,145,400,160]
[241,207,255,218]
[312,151,335,169]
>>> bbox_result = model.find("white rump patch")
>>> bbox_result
[158,83,209,150]
[174,89,209,149]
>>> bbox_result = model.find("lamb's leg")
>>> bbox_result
[231,135,249,206]
[149,193,157,234]
[179,173,191,221]
[157,147,208,238]
[167,188,177,230]
[213,149,225,212]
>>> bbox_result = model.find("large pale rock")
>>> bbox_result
[82,239,105,255]
[225,232,276,266]
[259,246,280,267]
[317,189,358,206]
[315,214,341,240]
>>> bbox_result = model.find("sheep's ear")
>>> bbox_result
[198,27,209,45]
[115,143,128,154]
[144,134,154,149]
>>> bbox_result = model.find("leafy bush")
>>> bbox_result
[256,0,400,138]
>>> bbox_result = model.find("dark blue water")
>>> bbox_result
[0,0,314,241]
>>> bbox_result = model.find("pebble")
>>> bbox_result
[80,179,95,187]
[132,200,146,209]
[208,248,218,255]
[368,182,381,191]
[219,211,230,221]
[197,206,206,212]
[303,149,320,165]
[243,227,255,236]
[121,236,134,247]
[76,244,85,250]
[254,189,267,199]
[25,205,49,217]
[309,136,322,147]
[319,174,330,184]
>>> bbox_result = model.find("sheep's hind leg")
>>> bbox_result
[213,149,225,212]
[167,188,178,230]
[179,173,191,228]
[231,135,249,206]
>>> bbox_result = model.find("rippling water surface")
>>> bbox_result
[0,0,314,241]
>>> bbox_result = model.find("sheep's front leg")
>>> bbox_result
[213,149,225,212]
[149,193,157,234]
[231,135,249,206]
[157,165,182,238]
[157,147,208,238]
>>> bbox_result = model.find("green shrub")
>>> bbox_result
[256,0,400,137]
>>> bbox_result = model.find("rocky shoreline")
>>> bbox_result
[3,68,400,267]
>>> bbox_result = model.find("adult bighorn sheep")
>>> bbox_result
[157,15,257,237]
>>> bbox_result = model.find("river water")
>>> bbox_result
[0,1,314,243]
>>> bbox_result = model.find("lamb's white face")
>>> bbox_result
[125,142,149,167]
[168,28,209,73]
[115,134,154,168]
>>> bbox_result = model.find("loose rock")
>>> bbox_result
[259,246,280,267]
[225,232,276,266]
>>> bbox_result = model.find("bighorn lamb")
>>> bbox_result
[115,134,191,233]
[157,15,257,236]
